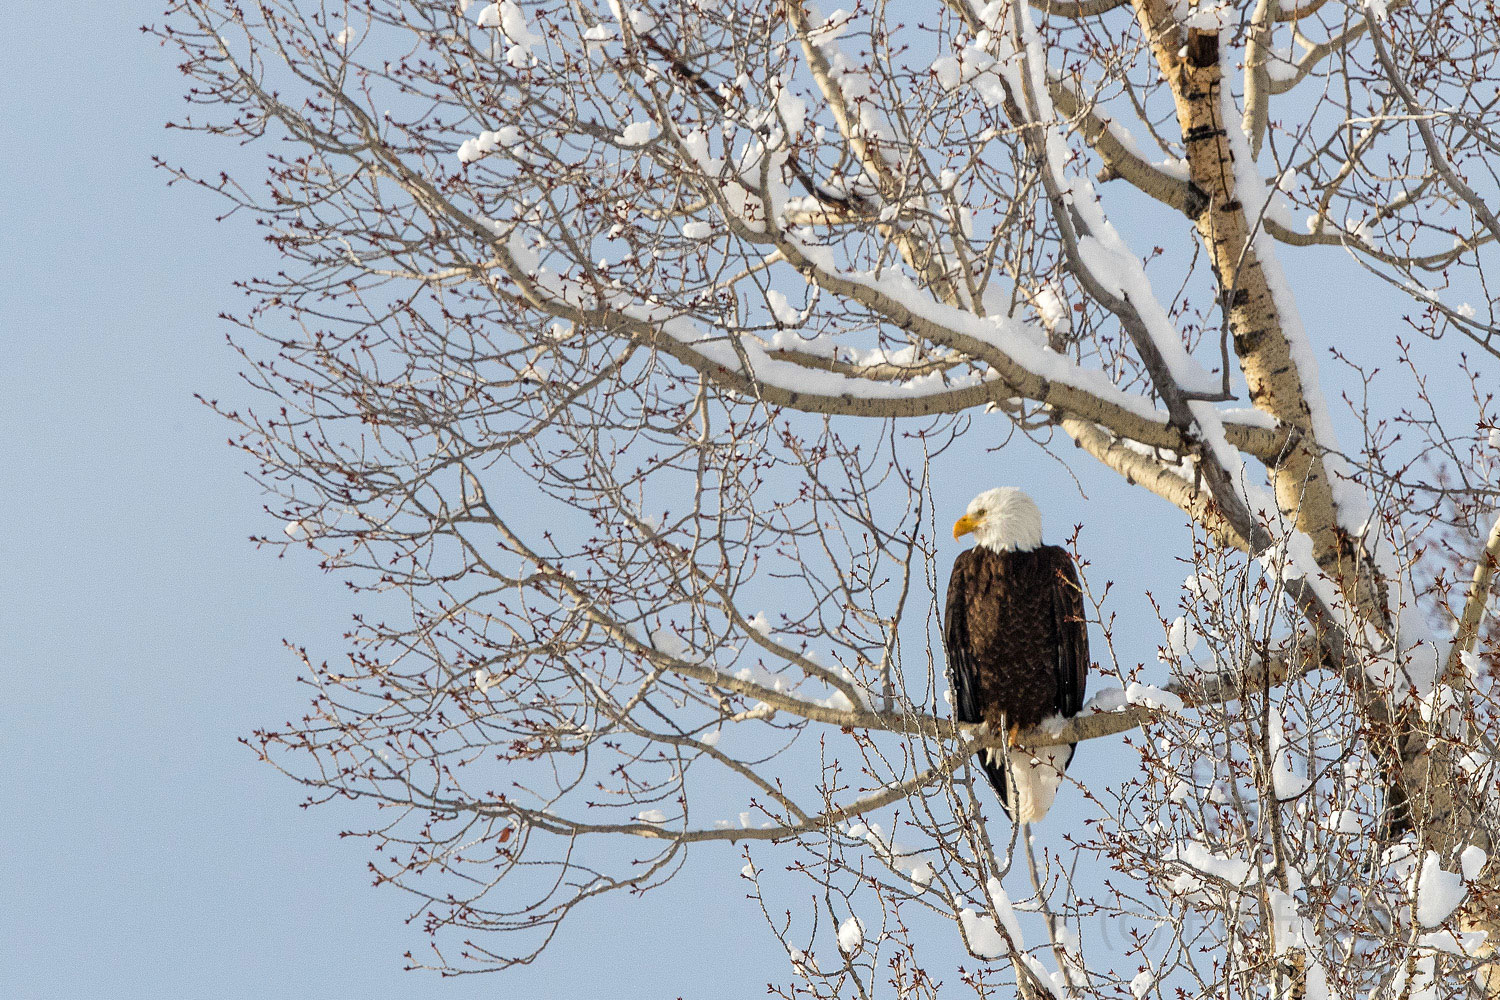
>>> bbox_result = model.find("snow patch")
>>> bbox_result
[619,121,654,146]
[766,290,804,327]
[1412,851,1467,927]
[837,916,865,954]
[650,626,688,658]
[1269,708,1312,800]
[958,907,1007,958]
[1328,808,1362,835]
[1125,683,1184,713]
[808,8,853,45]
[457,127,522,163]
[1165,616,1200,659]
[1033,282,1072,335]
[1083,686,1128,713]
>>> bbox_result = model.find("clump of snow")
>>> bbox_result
[1130,970,1154,999]
[700,729,721,747]
[1154,157,1190,181]
[619,121,654,146]
[681,220,713,239]
[849,822,935,890]
[768,328,837,358]
[1168,840,1256,889]
[1125,683,1184,713]
[746,611,772,635]
[1083,686,1128,713]
[1379,842,1422,881]
[1328,809,1362,835]
[1183,573,1221,602]
[650,626,688,658]
[836,916,865,955]
[1165,616,1200,659]
[953,878,1044,968]
[457,127,523,163]
[473,668,497,694]
[1417,683,1459,727]
[605,0,657,35]
[284,519,305,537]
[808,8,853,45]
[1461,650,1487,685]
[1419,928,1489,956]
[636,808,667,823]
[1412,851,1467,927]
[930,45,997,93]
[1268,708,1312,800]
[957,907,1008,959]
[1179,0,1233,28]
[771,80,807,137]
[821,690,856,712]
[1458,747,1493,778]
[765,290,804,328]
[475,0,541,66]
[985,877,1023,945]
[1267,886,1315,955]
[1032,282,1071,335]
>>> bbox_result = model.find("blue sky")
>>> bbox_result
[1,3,1483,998]
[0,5,780,996]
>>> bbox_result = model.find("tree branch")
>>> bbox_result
[1446,508,1500,680]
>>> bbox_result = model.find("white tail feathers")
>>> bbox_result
[984,742,1071,823]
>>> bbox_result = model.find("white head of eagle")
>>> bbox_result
[952,487,1043,553]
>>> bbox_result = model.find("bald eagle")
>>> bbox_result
[944,487,1089,823]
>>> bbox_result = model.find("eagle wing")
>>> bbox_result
[1045,545,1089,720]
[942,549,983,725]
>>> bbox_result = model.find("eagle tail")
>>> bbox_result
[980,742,1076,823]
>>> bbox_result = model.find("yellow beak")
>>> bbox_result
[953,513,981,539]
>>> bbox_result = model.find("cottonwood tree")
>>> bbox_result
[155,0,1500,994]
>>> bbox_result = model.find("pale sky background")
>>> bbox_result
[1,3,1482,999]
[1,5,784,996]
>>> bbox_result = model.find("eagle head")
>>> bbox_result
[952,487,1043,552]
